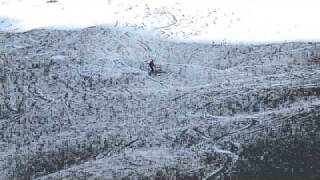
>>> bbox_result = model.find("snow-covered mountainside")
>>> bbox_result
[1,27,320,179]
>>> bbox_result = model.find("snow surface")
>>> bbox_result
[1,0,320,42]
[1,26,320,179]
[1,0,320,179]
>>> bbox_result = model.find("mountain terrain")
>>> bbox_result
[0,27,320,179]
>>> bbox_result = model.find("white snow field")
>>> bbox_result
[1,0,320,42]
[1,26,320,179]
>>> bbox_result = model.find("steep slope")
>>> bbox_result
[1,27,320,179]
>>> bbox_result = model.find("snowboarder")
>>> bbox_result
[149,59,155,73]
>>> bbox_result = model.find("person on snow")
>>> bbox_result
[149,59,155,73]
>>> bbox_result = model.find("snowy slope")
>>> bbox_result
[1,27,320,179]
[1,0,320,42]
